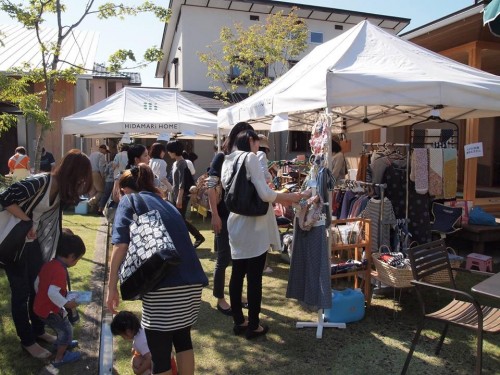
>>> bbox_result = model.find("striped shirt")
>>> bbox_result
[141,284,203,331]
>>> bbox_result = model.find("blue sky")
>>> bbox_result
[0,0,479,87]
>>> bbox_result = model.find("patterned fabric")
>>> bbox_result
[286,223,331,309]
[384,164,432,247]
[413,149,429,194]
[360,198,396,252]
[119,209,177,286]
[443,149,457,199]
[428,148,443,196]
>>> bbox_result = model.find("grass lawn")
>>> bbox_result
[0,212,498,374]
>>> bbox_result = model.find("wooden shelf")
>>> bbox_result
[330,218,372,306]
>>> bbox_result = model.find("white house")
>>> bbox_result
[155,0,410,164]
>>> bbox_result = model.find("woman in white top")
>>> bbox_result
[221,130,303,339]
[149,142,173,196]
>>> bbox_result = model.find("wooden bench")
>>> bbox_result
[450,224,500,254]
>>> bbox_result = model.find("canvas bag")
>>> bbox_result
[118,194,181,300]
[0,180,48,266]
[224,152,269,216]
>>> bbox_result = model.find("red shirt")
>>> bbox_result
[34,259,67,319]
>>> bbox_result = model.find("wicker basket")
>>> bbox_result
[423,247,462,284]
[372,253,414,289]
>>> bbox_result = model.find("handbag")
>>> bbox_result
[0,212,33,267]
[118,193,181,301]
[224,152,269,216]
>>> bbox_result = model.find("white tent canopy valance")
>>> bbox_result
[218,20,500,133]
[62,87,218,139]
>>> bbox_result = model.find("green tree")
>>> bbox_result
[199,9,308,103]
[0,0,169,171]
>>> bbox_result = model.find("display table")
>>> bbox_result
[449,224,500,254]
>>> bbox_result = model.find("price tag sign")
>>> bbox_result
[464,142,483,159]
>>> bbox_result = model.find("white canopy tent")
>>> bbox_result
[218,20,500,133]
[62,87,218,139]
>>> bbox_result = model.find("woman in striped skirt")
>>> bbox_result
[107,163,208,375]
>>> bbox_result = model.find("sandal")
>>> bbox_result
[22,343,52,359]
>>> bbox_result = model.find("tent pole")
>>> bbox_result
[61,132,65,158]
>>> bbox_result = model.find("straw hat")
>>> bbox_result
[258,134,270,150]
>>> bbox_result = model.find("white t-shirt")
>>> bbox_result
[133,328,150,356]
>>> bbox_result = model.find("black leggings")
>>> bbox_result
[144,326,193,373]
[177,198,203,240]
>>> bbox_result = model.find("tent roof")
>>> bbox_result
[218,20,500,133]
[62,87,218,138]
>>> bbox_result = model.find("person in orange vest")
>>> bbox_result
[8,146,31,181]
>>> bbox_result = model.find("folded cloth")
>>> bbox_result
[428,148,443,196]
[413,149,429,194]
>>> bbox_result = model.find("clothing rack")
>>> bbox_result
[409,118,458,149]
[338,179,387,246]
[362,142,411,252]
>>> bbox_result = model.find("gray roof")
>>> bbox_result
[179,91,227,113]
[0,23,98,73]
[92,63,142,84]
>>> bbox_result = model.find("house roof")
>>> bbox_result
[0,23,98,74]
[179,91,228,113]
[401,1,500,76]
[156,0,411,79]
[92,63,142,85]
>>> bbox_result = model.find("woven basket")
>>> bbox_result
[423,247,462,284]
[372,253,414,289]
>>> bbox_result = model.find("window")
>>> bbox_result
[335,25,344,31]
[172,57,179,86]
[289,131,311,152]
[228,58,267,84]
[310,31,323,44]
[250,15,259,21]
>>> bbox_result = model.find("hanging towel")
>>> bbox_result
[443,149,457,198]
[425,129,441,147]
[428,148,443,196]
[412,129,425,148]
[413,148,429,194]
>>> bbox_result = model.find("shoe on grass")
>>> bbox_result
[193,237,205,248]
[52,340,79,352]
[22,343,51,359]
[51,351,81,367]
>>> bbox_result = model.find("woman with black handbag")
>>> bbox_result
[221,130,303,339]
[0,149,92,359]
[107,164,208,375]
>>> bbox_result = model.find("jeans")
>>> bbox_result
[229,251,267,331]
[99,180,114,210]
[4,241,46,346]
[213,218,231,299]
[42,312,73,347]
[177,197,203,241]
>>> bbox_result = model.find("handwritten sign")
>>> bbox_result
[464,142,483,159]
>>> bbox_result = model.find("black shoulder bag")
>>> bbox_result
[224,152,269,216]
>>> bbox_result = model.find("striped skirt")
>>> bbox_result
[141,284,203,331]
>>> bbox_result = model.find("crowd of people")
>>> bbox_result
[0,124,311,374]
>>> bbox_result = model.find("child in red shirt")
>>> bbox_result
[34,231,86,367]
